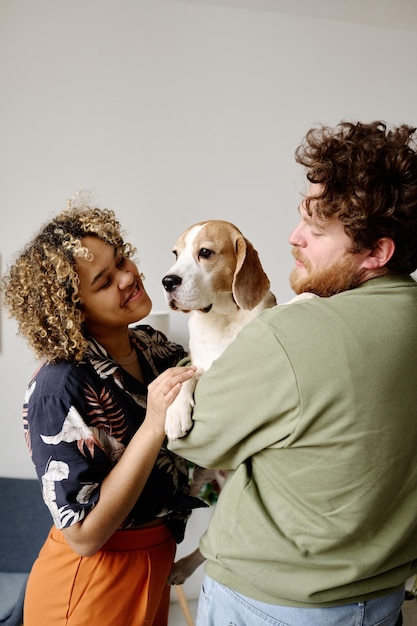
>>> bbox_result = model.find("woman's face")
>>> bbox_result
[76,236,152,335]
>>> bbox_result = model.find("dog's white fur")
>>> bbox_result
[162,219,277,441]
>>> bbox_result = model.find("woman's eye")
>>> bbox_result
[99,279,111,290]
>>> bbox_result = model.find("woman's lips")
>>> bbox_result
[124,282,141,305]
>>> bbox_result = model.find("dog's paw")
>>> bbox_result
[165,405,193,440]
[165,378,195,440]
[165,393,194,440]
[165,400,194,440]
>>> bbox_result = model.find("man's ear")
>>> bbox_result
[362,237,395,269]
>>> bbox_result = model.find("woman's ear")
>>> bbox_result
[362,238,395,269]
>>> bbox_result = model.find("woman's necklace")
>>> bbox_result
[113,343,144,382]
[116,347,138,367]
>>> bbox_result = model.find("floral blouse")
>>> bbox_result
[23,325,205,543]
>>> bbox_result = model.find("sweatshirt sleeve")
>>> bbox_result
[168,315,300,469]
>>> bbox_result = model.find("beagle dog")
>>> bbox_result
[162,219,276,586]
[162,219,277,441]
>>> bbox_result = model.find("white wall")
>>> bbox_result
[1,0,416,474]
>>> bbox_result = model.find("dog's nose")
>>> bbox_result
[162,275,182,292]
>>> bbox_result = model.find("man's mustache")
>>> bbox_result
[292,248,308,267]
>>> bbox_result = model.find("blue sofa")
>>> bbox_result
[0,477,51,625]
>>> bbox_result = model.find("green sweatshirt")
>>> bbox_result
[169,274,417,607]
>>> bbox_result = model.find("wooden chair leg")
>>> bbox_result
[173,584,195,626]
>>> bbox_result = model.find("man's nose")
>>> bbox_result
[289,222,304,246]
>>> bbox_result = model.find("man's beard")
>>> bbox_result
[290,252,363,297]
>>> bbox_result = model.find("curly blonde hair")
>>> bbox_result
[2,199,136,363]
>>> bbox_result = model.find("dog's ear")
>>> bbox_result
[232,236,271,310]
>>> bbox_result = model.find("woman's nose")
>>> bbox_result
[118,271,134,290]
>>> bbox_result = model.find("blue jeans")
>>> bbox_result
[196,575,404,626]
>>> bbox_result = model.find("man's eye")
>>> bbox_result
[198,248,214,259]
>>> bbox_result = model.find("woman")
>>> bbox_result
[2,197,200,626]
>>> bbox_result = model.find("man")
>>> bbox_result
[169,121,417,626]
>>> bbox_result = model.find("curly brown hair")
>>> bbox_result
[2,199,136,363]
[295,120,417,274]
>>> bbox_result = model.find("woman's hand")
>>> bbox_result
[144,366,197,436]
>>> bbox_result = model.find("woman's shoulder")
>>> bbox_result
[130,324,187,362]
[129,323,170,345]
[28,359,89,398]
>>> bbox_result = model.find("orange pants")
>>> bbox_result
[24,524,176,626]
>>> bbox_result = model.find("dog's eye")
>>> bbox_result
[198,248,214,259]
